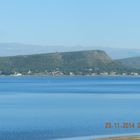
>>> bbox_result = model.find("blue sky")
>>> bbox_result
[0,0,140,49]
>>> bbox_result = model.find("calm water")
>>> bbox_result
[0,76,140,139]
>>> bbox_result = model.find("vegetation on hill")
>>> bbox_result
[117,57,140,70]
[0,50,139,75]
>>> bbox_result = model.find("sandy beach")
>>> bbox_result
[55,133,140,140]
[55,136,140,140]
[96,136,140,140]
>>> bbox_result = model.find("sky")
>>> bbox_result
[0,0,140,49]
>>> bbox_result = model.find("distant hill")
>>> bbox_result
[0,50,132,75]
[1,43,140,59]
[117,57,140,69]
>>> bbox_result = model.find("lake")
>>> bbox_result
[0,76,140,140]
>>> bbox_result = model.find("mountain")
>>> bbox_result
[117,57,140,70]
[0,50,131,75]
[0,43,140,59]
[99,47,140,59]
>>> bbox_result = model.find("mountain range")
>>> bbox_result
[0,43,140,59]
[0,49,139,75]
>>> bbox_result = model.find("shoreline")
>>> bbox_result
[54,133,140,140]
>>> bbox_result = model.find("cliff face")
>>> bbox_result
[60,50,112,69]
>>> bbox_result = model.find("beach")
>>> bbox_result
[96,136,140,140]
[55,133,140,140]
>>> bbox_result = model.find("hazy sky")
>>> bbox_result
[0,0,140,49]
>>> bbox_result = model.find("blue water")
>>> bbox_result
[0,76,140,140]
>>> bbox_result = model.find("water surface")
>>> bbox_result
[0,76,140,139]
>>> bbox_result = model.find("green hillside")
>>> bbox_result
[117,57,140,70]
[0,50,137,75]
